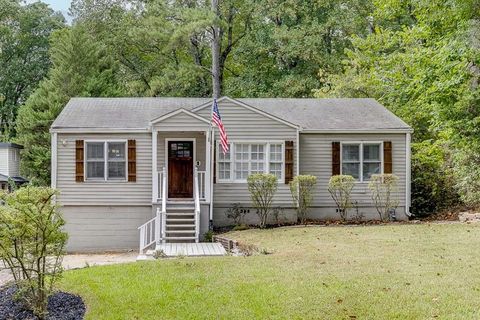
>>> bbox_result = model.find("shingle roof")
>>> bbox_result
[51,97,412,131]
[0,142,23,149]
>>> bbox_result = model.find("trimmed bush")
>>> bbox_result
[328,175,355,221]
[368,174,400,221]
[290,175,317,224]
[247,173,278,228]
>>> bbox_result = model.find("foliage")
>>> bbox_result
[289,175,317,224]
[368,174,400,221]
[203,230,214,242]
[0,186,67,319]
[225,203,247,226]
[318,0,480,216]
[327,175,355,221]
[15,26,125,185]
[247,173,278,228]
[452,143,480,207]
[0,0,65,139]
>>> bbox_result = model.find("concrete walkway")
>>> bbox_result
[0,252,138,286]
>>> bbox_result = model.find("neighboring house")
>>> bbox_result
[50,96,413,253]
[0,143,28,190]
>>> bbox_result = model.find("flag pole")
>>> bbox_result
[209,99,215,229]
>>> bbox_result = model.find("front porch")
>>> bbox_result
[138,109,215,258]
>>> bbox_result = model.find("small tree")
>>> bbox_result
[0,186,67,319]
[328,175,355,221]
[247,173,278,228]
[368,174,399,221]
[290,175,318,224]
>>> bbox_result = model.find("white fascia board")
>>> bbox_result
[300,128,414,134]
[50,128,150,133]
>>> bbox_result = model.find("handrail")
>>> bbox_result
[138,216,157,254]
[194,167,200,243]
[161,166,167,242]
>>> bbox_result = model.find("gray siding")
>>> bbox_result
[62,205,152,252]
[56,133,152,206]
[157,132,207,171]
[195,100,298,205]
[152,112,209,131]
[299,133,408,219]
[8,148,20,176]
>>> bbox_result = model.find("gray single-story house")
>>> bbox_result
[50,96,413,254]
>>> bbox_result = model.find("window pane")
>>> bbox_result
[108,143,125,160]
[270,144,282,161]
[342,144,360,161]
[269,162,282,179]
[87,161,104,179]
[219,146,230,160]
[342,163,360,179]
[251,162,264,174]
[251,144,264,160]
[235,144,248,161]
[108,161,126,179]
[219,162,230,180]
[363,162,381,181]
[363,144,380,161]
[86,142,104,160]
[235,162,249,180]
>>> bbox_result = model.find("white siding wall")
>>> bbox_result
[152,112,209,131]
[195,100,298,205]
[0,149,8,176]
[56,133,152,206]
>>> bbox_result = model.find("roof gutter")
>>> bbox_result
[49,127,150,133]
[300,128,414,134]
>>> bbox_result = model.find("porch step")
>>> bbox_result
[164,236,197,240]
[166,207,195,211]
[166,218,195,222]
[166,212,195,216]
[166,224,196,228]
[166,230,195,234]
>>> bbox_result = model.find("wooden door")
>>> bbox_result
[168,141,194,198]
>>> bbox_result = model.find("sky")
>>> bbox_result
[26,0,73,21]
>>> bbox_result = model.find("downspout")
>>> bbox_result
[405,132,412,217]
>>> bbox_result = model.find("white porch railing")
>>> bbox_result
[139,167,167,254]
[198,170,206,201]
[194,167,201,243]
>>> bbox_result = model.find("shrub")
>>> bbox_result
[289,175,317,224]
[225,203,247,226]
[247,173,278,228]
[368,174,400,221]
[327,175,355,221]
[0,186,67,319]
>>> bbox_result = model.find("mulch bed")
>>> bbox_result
[0,285,85,320]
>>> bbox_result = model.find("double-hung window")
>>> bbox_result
[218,142,284,182]
[341,142,382,182]
[85,141,127,181]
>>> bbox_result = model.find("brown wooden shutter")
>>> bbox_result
[128,139,136,182]
[213,143,217,184]
[284,141,294,184]
[332,142,340,176]
[383,141,393,174]
[75,140,84,182]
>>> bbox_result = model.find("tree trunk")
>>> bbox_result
[211,0,221,98]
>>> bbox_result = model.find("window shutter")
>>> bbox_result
[284,141,294,184]
[332,142,340,176]
[383,141,393,174]
[75,140,84,182]
[128,139,136,182]
[213,142,217,184]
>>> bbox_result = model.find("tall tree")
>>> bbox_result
[0,0,64,138]
[15,26,125,185]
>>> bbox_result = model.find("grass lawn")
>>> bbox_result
[60,223,480,319]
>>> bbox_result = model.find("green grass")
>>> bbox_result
[60,223,480,319]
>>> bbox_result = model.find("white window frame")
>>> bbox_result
[84,140,128,182]
[216,141,285,183]
[340,141,384,182]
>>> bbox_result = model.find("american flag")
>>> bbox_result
[211,99,229,155]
